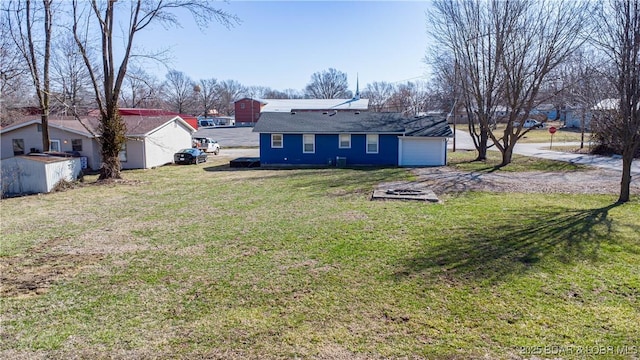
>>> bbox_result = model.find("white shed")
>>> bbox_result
[1,155,82,197]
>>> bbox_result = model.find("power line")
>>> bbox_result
[390,75,429,84]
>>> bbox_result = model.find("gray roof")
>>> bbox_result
[1,115,194,137]
[404,115,453,137]
[254,111,405,134]
[253,111,452,137]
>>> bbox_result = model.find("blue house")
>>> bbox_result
[252,111,453,167]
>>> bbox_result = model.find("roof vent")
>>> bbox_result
[291,111,296,115]
[355,111,360,115]
[323,111,328,115]
[329,110,338,116]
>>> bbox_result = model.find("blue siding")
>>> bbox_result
[259,133,399,166]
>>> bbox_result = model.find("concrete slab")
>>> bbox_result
[372,188,439,202]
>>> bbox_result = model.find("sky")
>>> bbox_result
[135,1,433,92]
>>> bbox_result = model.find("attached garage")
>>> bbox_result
[398,136,448,166]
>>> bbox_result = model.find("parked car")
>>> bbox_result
[198,119,215,127]
[192,137,220,154]
[174,148,208,165]
[514,119,544,129]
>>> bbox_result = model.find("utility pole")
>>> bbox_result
[450,59,459,152]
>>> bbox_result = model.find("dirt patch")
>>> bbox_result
[406,167,640,195]
[0,237,104,298]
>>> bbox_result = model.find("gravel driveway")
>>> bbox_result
[409,167,639,195]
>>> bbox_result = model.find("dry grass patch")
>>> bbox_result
[1,160,638,359]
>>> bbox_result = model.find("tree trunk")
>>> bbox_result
[617,149,635,203]
[501,145,514,167]
[98,111,126,180]
[41,113,50,152]
[476,128,489,161]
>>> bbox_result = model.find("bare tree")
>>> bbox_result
[163,70,196,114]
[214,79,246,115]
[262,89,290,99]
[246,86,290,99]
[361,81,394,112]
[387,81,430,116]
[429,0,588,165]
[50,34,94,115]
[71,0,238,179]
[304,68,352,99]
[0,14,31,126]
[495,1,588,165]
[5,0,54,152]
[429,0,505,160]
[591,0,640,203]
[560,51,614,148]
[283,88,304,99]
[119,66,163,109]
[195,78,219,116]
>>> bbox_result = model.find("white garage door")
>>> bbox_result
[399,137,445,166]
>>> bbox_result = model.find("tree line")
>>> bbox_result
[1,0,638,203]
[427,0,639,203]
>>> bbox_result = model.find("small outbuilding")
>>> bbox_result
[1,154,82,197]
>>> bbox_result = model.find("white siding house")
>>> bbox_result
[1,115,196,170]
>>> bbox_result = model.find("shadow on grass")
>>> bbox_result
[397,203,628,283]
[202,163,411,196]
[451,158,587,173]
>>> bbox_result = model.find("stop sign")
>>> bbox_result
[549,126,557,134]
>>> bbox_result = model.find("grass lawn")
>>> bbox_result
[447,149,589,172]
[487,122,591,144]
[1,156,639,359]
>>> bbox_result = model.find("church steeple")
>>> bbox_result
[354,73,360,100]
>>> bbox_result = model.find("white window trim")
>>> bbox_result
[366,134,379,154]
[303,134,315,154]
[50,139,61,152]
[12,138,25,155]
[72,139,83,152]
[119,143,127,162]
[271,134,283,148]
[339,134,351,149]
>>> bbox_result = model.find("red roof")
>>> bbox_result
[118,108,178,116]
[85,108,199,129]
[1,115,194,137]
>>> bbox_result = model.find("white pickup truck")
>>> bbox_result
[192,137,220,155]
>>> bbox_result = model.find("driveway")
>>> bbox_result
[194,126,259,148]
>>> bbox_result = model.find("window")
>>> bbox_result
[119,143,127,162]
[72,139,83,151]
[240,103,246,109]
[50,140,61,152]
[271,134,283,148]
[339,134,351,149]
[12,139,25,155]
[303,134,315,153]
[366,134,379,154]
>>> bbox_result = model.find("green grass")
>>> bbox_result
[487,122,591,143]
[448,149,588,172]
[1,157,638,359]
